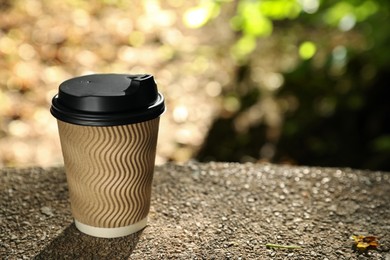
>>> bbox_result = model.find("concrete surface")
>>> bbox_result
[0,162,389,259]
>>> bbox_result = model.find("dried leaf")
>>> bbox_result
[351,235,379,251]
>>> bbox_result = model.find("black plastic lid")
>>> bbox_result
[50,74,165,126]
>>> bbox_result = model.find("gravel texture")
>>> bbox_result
[0,162,389,259]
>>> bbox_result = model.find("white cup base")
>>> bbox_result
[74,217,147,238]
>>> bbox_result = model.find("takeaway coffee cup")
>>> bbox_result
[50,74,165,238]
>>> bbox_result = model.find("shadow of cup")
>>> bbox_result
[34,223,144,259]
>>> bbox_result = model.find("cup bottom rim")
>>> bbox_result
[74,217,147,238]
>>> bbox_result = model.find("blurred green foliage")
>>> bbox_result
[191,0,384,60]
[195,0,390,170]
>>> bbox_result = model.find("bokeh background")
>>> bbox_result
[0,0,389,171]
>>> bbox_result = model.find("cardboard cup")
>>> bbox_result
[51,74,164,238]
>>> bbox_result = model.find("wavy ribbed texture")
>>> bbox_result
[57,118,159,228]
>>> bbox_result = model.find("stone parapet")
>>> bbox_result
[1,163,389,259]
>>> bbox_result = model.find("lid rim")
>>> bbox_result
[51,93,165,126]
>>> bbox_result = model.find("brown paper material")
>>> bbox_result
[58,118,159,228]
